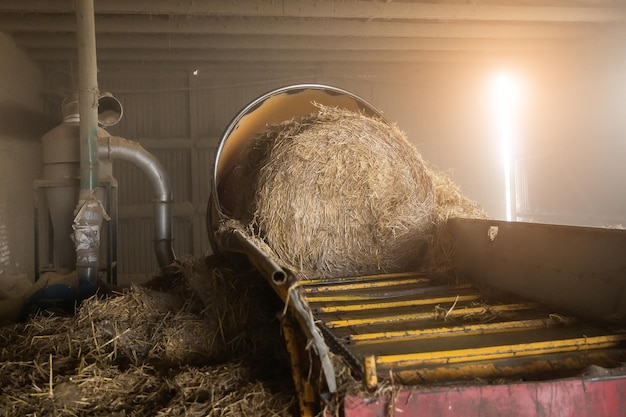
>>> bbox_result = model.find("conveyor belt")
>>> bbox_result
[297,271,626,387]
[217,225,626,392]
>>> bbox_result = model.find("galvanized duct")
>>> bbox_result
[98,136,176,270]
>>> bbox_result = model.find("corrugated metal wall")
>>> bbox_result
[0,185,11,275]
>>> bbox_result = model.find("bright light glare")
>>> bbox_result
[491,72,522,221]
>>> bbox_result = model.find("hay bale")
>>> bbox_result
[233,104,437,278]
[230,104,487,278]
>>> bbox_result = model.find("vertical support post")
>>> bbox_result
[74,0,102,291]
[188,71,204,257]
[363,355,378,390]
[76,0,99,194]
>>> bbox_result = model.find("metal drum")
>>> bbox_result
[207,84,385,253]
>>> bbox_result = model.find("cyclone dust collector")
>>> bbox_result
[34,92,177,291]
[35,93,123,285]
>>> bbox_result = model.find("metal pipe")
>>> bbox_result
[218,228,286,284]
[76,0,99,193]
[98,136,176,270]
[75,0,101,287]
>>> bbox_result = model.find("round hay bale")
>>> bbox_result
[233,104,437,278]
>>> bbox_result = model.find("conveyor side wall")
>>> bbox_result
[450,217,626,323]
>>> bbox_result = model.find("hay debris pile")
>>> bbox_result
[0,257,295,417]
[231,104,486,278]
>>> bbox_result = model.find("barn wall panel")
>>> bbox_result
[100,71,190,140]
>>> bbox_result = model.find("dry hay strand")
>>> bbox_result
[70,284,226,366]
[47,364,167,416]
[232,104,437,278]
[0,257,295,416]
[156,362,296,417]
[424,167,489,271]
[1,358,295,417]
[159,313,221,365]
[179,255,285,359]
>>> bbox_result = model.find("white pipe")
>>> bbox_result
[75,0,101,287]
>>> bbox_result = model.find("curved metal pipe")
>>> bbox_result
[98,136,176,270]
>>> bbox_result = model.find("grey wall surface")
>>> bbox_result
[0,32,48,281]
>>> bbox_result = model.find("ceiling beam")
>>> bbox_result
[0,0,625,23]
[12,32,565,53]
[0,14,599,39]
[28,47,524,64]
[37,61,469,88]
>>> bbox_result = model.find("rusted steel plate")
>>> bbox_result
[340,370,626,417]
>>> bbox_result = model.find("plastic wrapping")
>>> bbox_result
[72,190,110,285]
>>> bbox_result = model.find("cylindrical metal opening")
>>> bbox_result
[97,93,123,127]
[207,84,385,252]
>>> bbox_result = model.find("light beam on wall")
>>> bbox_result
[491,72,522,221]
